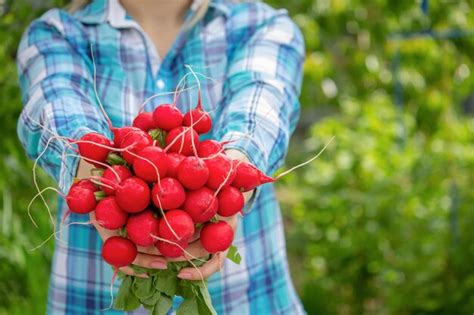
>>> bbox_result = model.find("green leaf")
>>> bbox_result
[113,276,141,311]
[144,303,154,311]
[93,191,106,201]
[176,280,195,299]
[192,257,210,268]
[195,282,217,315]
[131,265,149,275]
[106,152,128,166]
[152,294,173,315]
[133,276,155,300]
[154,269,178,296]
[170,261,190,271]
[226,245,241,265]
[148,128,167,147]
[177,297,198,315]
[142,290,161,306]
[113,276,132,309]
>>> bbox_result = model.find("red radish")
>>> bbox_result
[77,133,113,167]
[217,186,244,217]
[156,240,187,258]
[177,156,209,190]
[113,126,141,147]
[205,155,236,190]
[126,209,160,247]
[200,221,234,253]
[101,165,132,195]
[153,104,183,131]
[232,161,275,191]
[66,185,97,214]
[183,107,212,134]
[115,177,150,213]
[197,140,222,158]
[102,236,137,267]
[132,112,155,131]
[95,196,128,229]
[165,126,199,156]
[71,179,98,192]
[158,209,195,242]
[183,187,218,223]
[132,146,168,182]
[119,129,153,164]
[182,72,212,134]
[151,178,185,210]
[166,153,185,178]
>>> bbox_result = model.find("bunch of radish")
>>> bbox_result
[62,91,275,313]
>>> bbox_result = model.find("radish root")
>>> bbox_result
[275,136,335,179]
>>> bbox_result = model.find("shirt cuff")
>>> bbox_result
[57,127,98,193]
[218,131,268,174]
[219,131,270,214]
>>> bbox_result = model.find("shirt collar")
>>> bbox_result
[73,0,230,26]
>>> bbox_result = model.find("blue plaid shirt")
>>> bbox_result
[17,0,305,314]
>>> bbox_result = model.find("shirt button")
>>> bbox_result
[156,80,165,89]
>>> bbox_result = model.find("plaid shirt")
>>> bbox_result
[17,0,305,314]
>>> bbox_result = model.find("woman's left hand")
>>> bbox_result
[109,148,250,280]
[175,214,238,280]
[135,214,238,280]
[168,149,251,280]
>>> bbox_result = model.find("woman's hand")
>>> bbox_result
[77,147,252,280]
[90,212,168,278]
[174,214,238,280]
[173,149,252,280]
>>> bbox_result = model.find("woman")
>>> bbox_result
[17,0,305,314]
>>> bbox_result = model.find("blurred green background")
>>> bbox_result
[1,0,474,314]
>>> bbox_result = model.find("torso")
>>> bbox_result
[42,1,305,314]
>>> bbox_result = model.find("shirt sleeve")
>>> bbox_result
[213,4,305,176]
[16,10,111,192]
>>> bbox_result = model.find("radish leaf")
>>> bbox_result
[196,282,216,315]
[141,290,161,306]
[226,245,241,265]
[154,269,177,296]
[176,297,198,315]
[114,276,141,310]
[153,294,172,315]
[134,277,154,300]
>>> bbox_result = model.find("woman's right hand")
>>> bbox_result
[90,212,168,278]
[77,159,168,278]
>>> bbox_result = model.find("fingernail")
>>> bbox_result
[177,272,193,280]
[150,261,167,269]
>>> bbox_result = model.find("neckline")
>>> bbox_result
[108,0,199,75]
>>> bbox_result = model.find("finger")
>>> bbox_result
[90,212,120,240]
[189,225,202,242]
[133,252,168,270]
[76,159,95,180]
[118,266,149,278]
[164,239,209,262]
[216,214,238,230]
[137,245,160,255]
[177,253,225,280]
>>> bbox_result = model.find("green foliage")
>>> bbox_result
[280,95,474,314]
[266,0,474,314]
[0,0,66,314]
[1,0,474,314]
[115,262,216,315]
[226,244,242,264]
